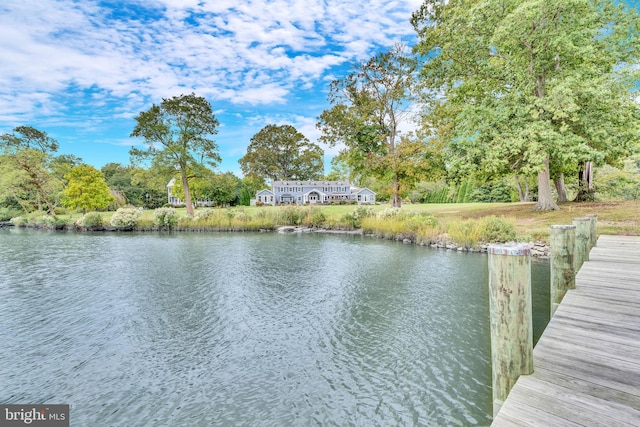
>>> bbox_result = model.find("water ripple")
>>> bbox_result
[0,230,548,426]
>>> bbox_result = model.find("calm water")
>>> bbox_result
[0,229,549,426]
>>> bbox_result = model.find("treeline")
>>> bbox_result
[3,1,640,219]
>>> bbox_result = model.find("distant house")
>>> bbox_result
[167,178,182,205]
[253,180,376,205]
[166,178,214,207]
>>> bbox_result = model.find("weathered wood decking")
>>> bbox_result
[492,235,640,426]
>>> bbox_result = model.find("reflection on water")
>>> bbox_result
[0,229,548,426]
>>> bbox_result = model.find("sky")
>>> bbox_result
[0,0,423,177]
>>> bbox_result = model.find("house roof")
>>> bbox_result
[272,180,351,187]
[256,189,274,195]
[351,187,376,195]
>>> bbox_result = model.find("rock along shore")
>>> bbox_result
[276,226,550,258]
[3,222,550,258]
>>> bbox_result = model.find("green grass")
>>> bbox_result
[13,200,640,246]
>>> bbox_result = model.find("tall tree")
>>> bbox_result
[50,154,83,187]
[239,175,266,206]
[0,126,60,217]
[317,44,422,207]
[63,165,114,213]
[130,93,220,216]
[239,124,323,182]
[412,0,640,210]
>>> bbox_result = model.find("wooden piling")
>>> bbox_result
[586,214,597,249]
[487,244,533,418]
[550,225,576,317]
[572,218,591,271]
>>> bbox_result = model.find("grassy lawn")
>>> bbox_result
[395,201,639,238]
[18,200,639,244]
[202,200,640,238]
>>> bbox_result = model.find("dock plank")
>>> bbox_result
[492,235,640,426]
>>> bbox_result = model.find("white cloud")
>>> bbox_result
[0,0,421,172]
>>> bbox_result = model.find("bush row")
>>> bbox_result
[7,206,521,247]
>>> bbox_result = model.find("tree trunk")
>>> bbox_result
[575,161,595,202]
[181,168,194,216]
[554,173,568,203]
[515,174,530,202]
[391,176,401,208]
[534,157,559,210]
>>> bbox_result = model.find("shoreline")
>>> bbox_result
[2,222,550,258]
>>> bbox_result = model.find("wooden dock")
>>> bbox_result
[492,235,640,426]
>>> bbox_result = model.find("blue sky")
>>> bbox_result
[0,0,422,176]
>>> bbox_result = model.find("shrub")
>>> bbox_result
[234,209,249,222]
[469,181,515,203]
[154,207,179,229]
[39,215,55,226]
[54,207,69,215]
[10,216,27,226]
[477,216,517,242]
[194,208,217,221]
[0,208,21,222]
[447,220,482,248]
[376,207,402,219]
[446,216,517,248]
[304,208,326,227]
[341,206,375,228]
[110,207,141,228]
[278,206,305,225]
[178,215,193,227]
[76,212,104,228]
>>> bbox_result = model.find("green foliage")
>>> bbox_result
[341,205,375,228]
[305,208,327,227]
[110,207,142,228]
[102,162,164,208]
[422,185,453,204]
[203,171,242,206]
[10,216,27,226]
[0,126,61,217]
[596,166,640,201]
[469,181,515,203]
[376,207,402,219]
[361,210,441,242]
[477,216,517,242]
[154,207,179,229]
[36,214,68,229]
[76,212,104,228]
[317,44,437,208]
[194,208,217,221]
[239,124,324,181]
[50,154,83,186]
[0,126,59,153]
[130,93,220,216]
[446,216,517,248]
[239,175,266,206]
[63,164,115,212]
[278,206,305,226]
[447,221,482,248]
[0,207,21,221]
[412,0,640,210]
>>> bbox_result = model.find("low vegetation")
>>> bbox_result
[6,201,639,249]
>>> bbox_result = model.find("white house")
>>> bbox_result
[254,180,376,205]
